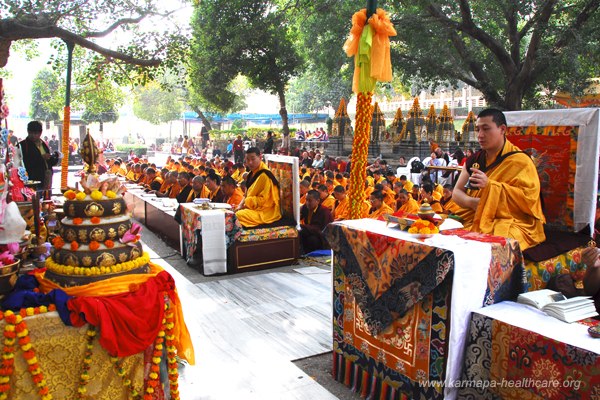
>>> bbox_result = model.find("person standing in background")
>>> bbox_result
[19,121,59,193]
[264,131,274,155]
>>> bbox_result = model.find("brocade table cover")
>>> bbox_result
[325,219,525,400]
[180,203,242,263]
[0,311,157,399]
[460,301,600,399]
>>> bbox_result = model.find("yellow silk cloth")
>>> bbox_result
[236,162,282,227]
[344,8,396,93]
[398,197,419,214]
[35,262,195,365]
[456,139,546,250]
[1,311,144,399]
[368,203,394,219]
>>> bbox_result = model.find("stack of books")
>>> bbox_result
[517,289,598,323]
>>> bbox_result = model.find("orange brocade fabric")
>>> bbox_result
[34,262,195,365]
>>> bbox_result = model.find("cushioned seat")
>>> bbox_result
[228,155,300,273]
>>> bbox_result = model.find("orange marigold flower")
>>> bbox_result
[89,241,100,251]
[64,190,77,200]
[73,218,83,225]
[71,241,79,250]
[104,240,114,248]
[90,217,101,224]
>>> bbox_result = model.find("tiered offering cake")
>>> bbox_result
[45,133,149,287]
[45,180,150,287]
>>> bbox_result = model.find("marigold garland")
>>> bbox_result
[144,316,165,400]
[76,327,95,399]
[71,241,79,251]
[88,241,100,251]
[348,92,374,219]
[164,303,180,400]
[73,218,83,225]
[1,311,52,400]
[104,240,115,249]
[110,356,141,399]
[90,217,101,224]
[45,252,150,276]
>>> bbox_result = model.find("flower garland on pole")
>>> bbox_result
[343,2,396,219]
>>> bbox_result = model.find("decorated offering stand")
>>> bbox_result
[0,130,194,398]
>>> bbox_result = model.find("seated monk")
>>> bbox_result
[317,184,335,212]
[368,190,394,219]
[440,184,460,214]
[222,176,244,208]
[396,189,419,214]
[236,147,282,227]
[299,190,333,254]
[186,175,210,202]
[452,108,545,250]
[299,179,310,206]
[143,168,163,192]
[332,185,350,221]
[399,175,413,192]
[419,182,444,214]
[206,172,225,203]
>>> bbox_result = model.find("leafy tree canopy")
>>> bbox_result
[30,68,64,122]
[387,0,600,110]
[133,81,183,125]
[0,0,190,84]
[79,79,124,128]
[189,0,302,134]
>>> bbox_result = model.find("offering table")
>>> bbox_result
[325,219,525,400]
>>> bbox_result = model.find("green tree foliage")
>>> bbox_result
[30,68,64,123]
[133,81,183,125]
[189,0,302,135]
[388,0,600,110]
[286,70,351,114]
[79,79,123,132]
[0,0,189,83]
[284,0,356,113]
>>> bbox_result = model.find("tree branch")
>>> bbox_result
[504,2,520,65]
[0,19,161,67]
[84,15,147,38]
[517,0,557,85]
[426,0,516,77]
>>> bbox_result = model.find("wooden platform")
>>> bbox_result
[227,236,300,273]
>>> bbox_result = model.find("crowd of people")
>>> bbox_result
[15,108,600,307]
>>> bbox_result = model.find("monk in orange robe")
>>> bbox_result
[236,147,281,227]
[222,176,244,209]
[453,108,545,250]
[396,189,419,214]
[368,190,394,219]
